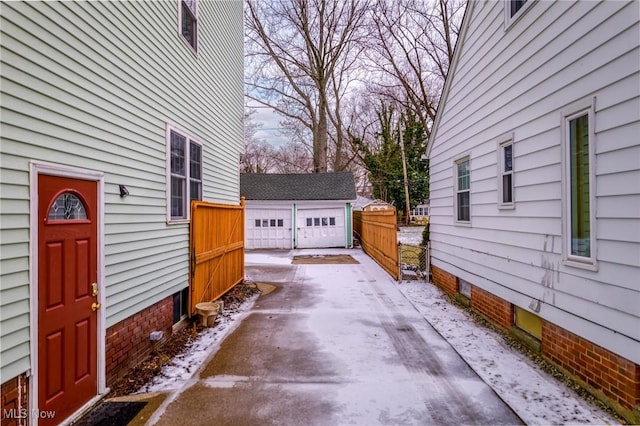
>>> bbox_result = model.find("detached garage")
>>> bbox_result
[241,172,357,249]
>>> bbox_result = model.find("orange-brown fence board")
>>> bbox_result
[353,209,399,279]
[190,198,245,315]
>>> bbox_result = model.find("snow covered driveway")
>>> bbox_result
[153,248,521,425]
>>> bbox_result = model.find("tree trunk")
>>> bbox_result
[315,94,329,173]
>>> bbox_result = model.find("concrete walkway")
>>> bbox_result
[149,248,522,425]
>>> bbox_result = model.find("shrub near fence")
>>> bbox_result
[353,209,399,279]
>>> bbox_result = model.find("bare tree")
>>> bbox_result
[245,0,370,173]
[272,141,314,173]
[241,140,280,173]
[241,108,278,173]
[367,0,465,138]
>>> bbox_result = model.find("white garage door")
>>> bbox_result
[246,209,292,249]
[297,208,345,248]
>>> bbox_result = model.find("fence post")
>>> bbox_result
[397,243,402,282]
[426,241,431,282]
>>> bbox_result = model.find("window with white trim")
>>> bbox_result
[168,128,202,221]
[180,0,198,51]
[563,106,595,265]
[504,0,531,28]
[498,136,515,208]
[455,157,471,223]
[510,0,527,17]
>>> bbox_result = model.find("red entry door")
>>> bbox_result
[38,175,98,424]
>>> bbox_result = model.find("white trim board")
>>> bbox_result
[29,161,108,425]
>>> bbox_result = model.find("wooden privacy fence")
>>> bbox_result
[353,209,399,279]
[189,198,245,315]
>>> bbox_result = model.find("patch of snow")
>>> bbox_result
[135,294,258,394]
[397,280,618,425]
[398,226,425,246]
[245,251,292,265]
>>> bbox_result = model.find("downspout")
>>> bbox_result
[346,202,353,248]
[292,203,297,248]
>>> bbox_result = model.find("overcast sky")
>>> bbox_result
[249,102,289,147]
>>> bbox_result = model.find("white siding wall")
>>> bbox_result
[0,1,243,379]
[428,0,640,363]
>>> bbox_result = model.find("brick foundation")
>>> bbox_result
[432,265,514,330]
[543,322,640,420]
[105,295,174,386]
[470,285,514,330]
[1,297,177,424]
[431,266,640,423]
[1,374,28,426]
[431,265,458,296]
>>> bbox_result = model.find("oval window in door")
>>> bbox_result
[48,192,88,220]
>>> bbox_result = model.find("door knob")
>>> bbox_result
[91,302,101,311]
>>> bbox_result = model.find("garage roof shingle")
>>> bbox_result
[240,172,357,201]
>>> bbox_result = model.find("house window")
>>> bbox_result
[455,157,470,223]
[306,218,312,226]
[180,0,197,51]
[255,219,261,227]
[564,108,594,264]
[190,143,202,201]
[510,0,527,17]
[48,193,88,220]
[277,219,284,227]
[504,0,531,28]
[498,136,515,208]
[168,127,202,221]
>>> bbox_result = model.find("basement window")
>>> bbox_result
[173,287,189,324]
[514,306,542,339]
[459,279,472,298]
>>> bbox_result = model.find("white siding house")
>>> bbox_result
[0,1,243,423]
[427,0,639,421]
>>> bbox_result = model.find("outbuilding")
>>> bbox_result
[353,196,394,212]
[241,172,357,249]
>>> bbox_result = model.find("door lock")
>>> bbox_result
[91,302,101,311]
[91,283,99,297]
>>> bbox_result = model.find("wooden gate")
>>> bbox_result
[353,209,399,279]
[190,198,245,315]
